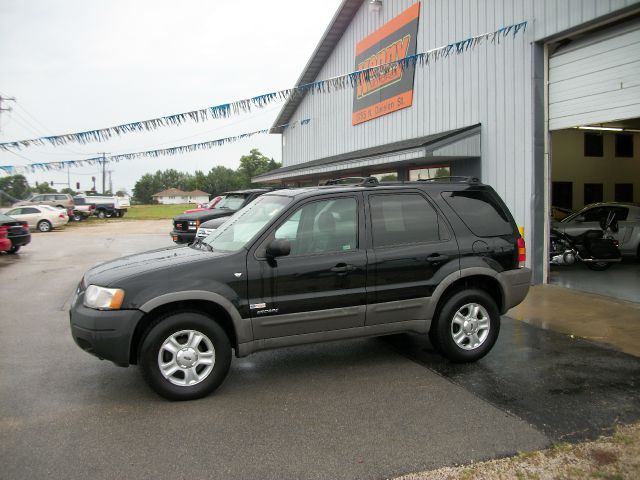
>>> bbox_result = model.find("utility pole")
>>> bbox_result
[98,152,109,194]
[108,170,113,195]
[0,95,16,133]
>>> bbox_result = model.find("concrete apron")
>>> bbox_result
[508,284,640,357]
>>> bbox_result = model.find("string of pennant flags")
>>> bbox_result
[0,20,527,152]
[0,119,311,174]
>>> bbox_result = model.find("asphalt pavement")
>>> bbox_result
[0,220,636,479]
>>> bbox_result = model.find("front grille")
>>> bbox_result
[174,221,189,232]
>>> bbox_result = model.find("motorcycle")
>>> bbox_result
[550,214,621,271]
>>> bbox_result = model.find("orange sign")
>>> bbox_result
[352,2,421,125]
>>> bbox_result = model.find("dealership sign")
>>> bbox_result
[352,2,421,125]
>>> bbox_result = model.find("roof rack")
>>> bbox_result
[418,176,480,184]
[319,176,379,187]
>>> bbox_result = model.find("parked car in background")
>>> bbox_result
[0,213,31,253]
[171,189,270,244]
[553,202,640,259]
[0,226,12,253]
[184,195,224,214]
[13,193,74,210]
[75,195,130,219]
[3,205,68,232]
[69,197,97,221]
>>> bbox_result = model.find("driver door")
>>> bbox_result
[246,194,367,340]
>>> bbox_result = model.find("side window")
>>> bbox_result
[272,197,358,255]
[606,207,628,222]
[56,195,67,200]
[583,207,604,222]
[32,195,43,202]
[7,208,22,215]
[23,207,39,214]
[442,190,513,237]
[369,193,442,248]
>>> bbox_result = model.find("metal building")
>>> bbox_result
[254,0,640,284]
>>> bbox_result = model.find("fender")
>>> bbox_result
[138,290,253,344]
[425,267,509,318]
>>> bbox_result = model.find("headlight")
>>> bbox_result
[83,285,125,310]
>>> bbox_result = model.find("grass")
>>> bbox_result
[124,204,195,220]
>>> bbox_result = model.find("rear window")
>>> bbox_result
[442,190,514,237]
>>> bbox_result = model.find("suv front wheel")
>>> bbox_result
[431,289,500,363]
[139,312,232,401]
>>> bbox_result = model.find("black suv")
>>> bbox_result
[70,178,530,401]
[170,189,269,244]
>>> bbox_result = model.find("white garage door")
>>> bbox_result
[549,18,640,130]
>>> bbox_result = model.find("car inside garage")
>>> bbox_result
[547,17,640,303]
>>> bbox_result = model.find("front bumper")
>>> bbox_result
[170,229,195,244]
[69,295,143,367]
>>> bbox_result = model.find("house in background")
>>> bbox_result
[152,188,210,205]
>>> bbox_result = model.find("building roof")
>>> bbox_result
[152,188,209,197]
[271,0,364,133]
[253,124,481,182]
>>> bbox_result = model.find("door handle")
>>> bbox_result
[427,254,449,263]
[331,263,356,274]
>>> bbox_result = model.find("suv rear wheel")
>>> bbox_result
[431,289,500,363]
[139,312,232,401]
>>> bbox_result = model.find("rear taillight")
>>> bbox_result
[21,222,29,231]
[517,237,526,267]
[90,205,95,211]
[59,213,65,219]
[0,226,7,239]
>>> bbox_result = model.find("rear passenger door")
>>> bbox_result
[364,190,460,325]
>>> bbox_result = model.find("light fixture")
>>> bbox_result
[369,0,382,13]
[576,126,623,132]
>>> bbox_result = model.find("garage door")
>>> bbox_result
[549,18,640,130]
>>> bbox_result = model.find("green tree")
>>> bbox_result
[237,149,281,186]
[0,174,31,205]
[32,182,57,193]
[60,187,78,195]
[206,166,242,194]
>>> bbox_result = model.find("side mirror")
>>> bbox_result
[575,215,585,222]
[266,238,291,258]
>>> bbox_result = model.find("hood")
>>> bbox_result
[84,245,229,287]
[200,216,230,229]
[173,209,236,221]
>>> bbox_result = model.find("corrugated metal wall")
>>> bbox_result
[281,0,637,246]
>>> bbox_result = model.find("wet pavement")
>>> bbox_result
[386,320,640,443]
[1,220,639,479]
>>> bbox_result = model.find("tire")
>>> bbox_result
[105,211,114,218]
[96,210,106,219]
[72,213,83,222]
[56,205,64,209]
[430,289,500,363]
[119,211,126,218]
[586,261,611,271]
[139,311,232,401]
[8,245,20,254]
[37,220,52,232]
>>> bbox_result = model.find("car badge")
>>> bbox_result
[234,273,242,278]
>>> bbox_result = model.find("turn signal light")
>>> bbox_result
[517,237,526,267]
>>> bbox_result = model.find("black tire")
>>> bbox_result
[119,211,126,218]
[96,210,106,219]
[430,289,500,363]
[139,311,232,401]
[586,261,611,271]
[7,245,20,254]
[72,213,83,222]
[37,220,52,232]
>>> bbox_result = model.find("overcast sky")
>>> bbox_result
[0,0,341,194]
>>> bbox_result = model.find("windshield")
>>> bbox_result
[214,194,246,210]
[202,195,291,252]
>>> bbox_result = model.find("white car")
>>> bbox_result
[3,205,68,232]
